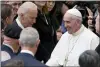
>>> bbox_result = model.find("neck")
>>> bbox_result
[3,39,15,52]
[72,24,83,36]
[21,47,36,54]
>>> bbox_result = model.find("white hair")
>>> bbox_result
[17,2,37,15]
[19,27,39,47]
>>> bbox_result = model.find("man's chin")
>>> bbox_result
[68,31,72,34]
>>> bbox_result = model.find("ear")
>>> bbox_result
[20,13,24,20]
[6,17,9,24]
[35,39,40,48]
[18,40,22,47]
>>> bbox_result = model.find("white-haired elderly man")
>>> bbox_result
[46,8,99,66]
[2,27,48,67]
[9,2,38,40]
[8,2,38,54]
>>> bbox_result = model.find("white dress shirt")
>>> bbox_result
[16,17,24,29]
[1,51,11,62]
[46,25,99,66]
[21,50,34,57]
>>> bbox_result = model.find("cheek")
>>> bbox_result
[64,23,71,28]
[68,23,73,28]
[71,23,77,30]
[96,24,99,30]
[23,17,29,24]
[28,19,32,24]
[88,20,92,25]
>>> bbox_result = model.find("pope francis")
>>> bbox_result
[46,8,99,66]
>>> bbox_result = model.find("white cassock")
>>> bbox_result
[46,25,99,66]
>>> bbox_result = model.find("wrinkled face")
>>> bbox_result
[46,1,55,11]
[7,1,22,17]
[34,1,46,7]
[63,13,79,34]
[22,9,38,27]
[95,15,100,34]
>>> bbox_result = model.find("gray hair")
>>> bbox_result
[19,27,39,47]
[79,50,100,67]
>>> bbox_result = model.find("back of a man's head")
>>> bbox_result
[19,27,39,47]
[17,2,37,15]
[4,59,24,67]
[79,50,100,67]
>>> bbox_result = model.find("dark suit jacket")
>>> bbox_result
[11,20,22,39]
[2,53,48,67]
[95,33,100,55]
[1,45,16,58]
[17,53,48,67]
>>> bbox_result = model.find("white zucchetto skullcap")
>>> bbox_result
[66,8,82,18]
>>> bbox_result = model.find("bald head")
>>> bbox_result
[17,2,37,15]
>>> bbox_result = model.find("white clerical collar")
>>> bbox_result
[21,50,34,57]
[3,43,14,52]
[16,17,24,29]
[72,24,85,36]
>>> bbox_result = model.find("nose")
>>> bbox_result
[64,22,67,28]
[15,5,19,10]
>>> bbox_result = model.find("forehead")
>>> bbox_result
[63,13,72,21]
[27,9,37,17]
